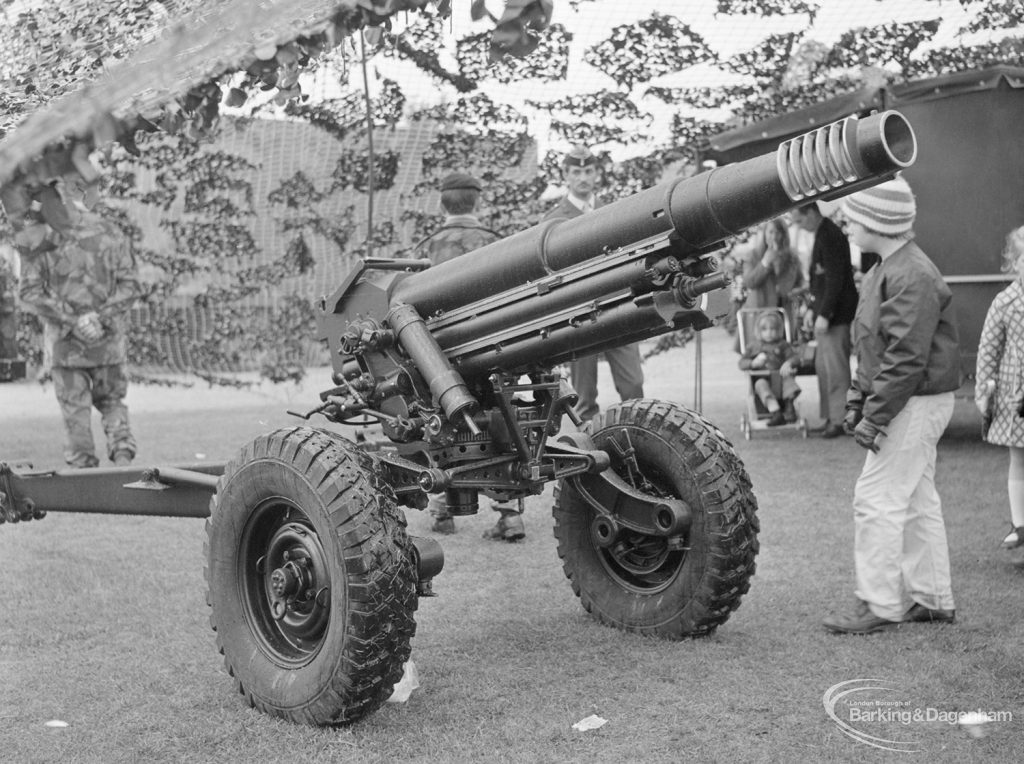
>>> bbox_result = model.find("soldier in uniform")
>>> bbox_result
[414,172,499,266]
[17,199,141,468]
[543,146,645,422]
[0,243,18,366]
[414,173,530,541]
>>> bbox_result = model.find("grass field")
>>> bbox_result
[1,329,1022,763]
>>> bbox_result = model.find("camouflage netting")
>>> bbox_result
[3,0,1022,382]
[1,0,552,383]
[100,113,540,383]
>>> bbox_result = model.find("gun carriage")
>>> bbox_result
[1,111,917,725]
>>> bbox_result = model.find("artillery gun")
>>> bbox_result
[1,111,917,725]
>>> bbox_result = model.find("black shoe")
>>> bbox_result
[904,602,956,624]
[822,424,844,439]
[482,512,525,542]
[112,451,134,466]
[782,399,797,424]
[767,410,786,427]
[822,600,899,634]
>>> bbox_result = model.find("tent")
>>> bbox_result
[704,66,1024,375]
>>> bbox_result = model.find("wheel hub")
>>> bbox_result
[269,560,307,599]
[608,534,671,575]
[590,427,688,593]
[240,507,333,666]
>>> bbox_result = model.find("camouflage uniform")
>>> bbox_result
[414,214,499,266]
[18,213,141,467]
[0,250,17,360]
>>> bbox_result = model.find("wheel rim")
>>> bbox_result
[590,427,687,595]
[238,497,332,667]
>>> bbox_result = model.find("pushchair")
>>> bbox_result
[736,307,810,439]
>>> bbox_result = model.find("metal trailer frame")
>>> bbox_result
[1,462,222,521]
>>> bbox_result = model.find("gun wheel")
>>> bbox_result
[553,400,759,638]
[205,426,417,725]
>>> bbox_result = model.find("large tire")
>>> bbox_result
[205,426,417,725]
[553,400,759,638]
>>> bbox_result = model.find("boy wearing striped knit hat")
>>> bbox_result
[823,175,962,635]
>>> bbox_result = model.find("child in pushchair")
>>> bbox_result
[737,308,808,437]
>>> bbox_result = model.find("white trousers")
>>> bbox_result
[853,393,956,620]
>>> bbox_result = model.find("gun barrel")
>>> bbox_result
[392,110,915,317]
[323,111,917,386]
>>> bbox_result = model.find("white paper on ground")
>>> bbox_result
[572,714,608,731]
[386,660,420,703]
[958,712,991,739]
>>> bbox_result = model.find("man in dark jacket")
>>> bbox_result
[822,176,960,635]
[543,146,644,422]
[791,202,858,438]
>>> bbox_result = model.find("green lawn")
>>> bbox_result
[1,331,1021,763]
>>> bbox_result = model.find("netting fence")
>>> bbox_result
[92,115,539,384]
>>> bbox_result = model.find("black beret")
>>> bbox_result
[440,172,482,192]
[562,146,596,168]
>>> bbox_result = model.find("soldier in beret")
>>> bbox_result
[414,172,528,540]
[17,196,141,468]
[543,146,645,422]
[414,172,500,267]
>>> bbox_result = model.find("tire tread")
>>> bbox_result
[553,399,758,639]
[204,427,417,726]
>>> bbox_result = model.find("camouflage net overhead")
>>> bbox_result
[2,0,1022,383]
[1,0,552,384]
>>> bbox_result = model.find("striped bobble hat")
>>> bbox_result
[842,175,916,236]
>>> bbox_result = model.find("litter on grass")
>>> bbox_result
[572,714,607,731]
[959,712,992,739]
[44,720,69,728]
[386,660,420,703]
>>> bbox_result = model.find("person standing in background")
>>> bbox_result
[790,202,858,439]
[17,197,141,468]
[543,146,644,423]
[975,224,1024,553]
[741,217,805,331]
[414,172,529,541]
[0,241,19,368]
[413,172,499,267]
